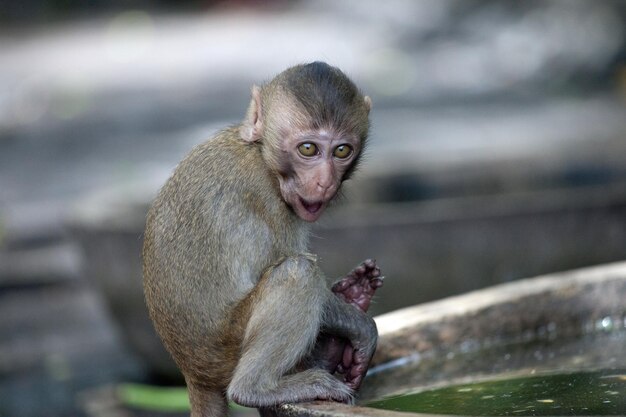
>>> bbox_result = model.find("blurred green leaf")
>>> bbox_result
[118,383,190,412]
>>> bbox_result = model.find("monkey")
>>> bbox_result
[142,62,383,417]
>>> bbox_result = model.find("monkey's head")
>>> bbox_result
[240,62,371,222]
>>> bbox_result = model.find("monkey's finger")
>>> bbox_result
[348,366,368,388]
[364,259,376,269]
[342,346,354,370]
[345,371,365,390]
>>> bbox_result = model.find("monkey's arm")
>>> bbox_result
[305,260,382,378]
[320,295,378,390]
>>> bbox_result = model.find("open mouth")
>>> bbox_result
[300,198,323,215]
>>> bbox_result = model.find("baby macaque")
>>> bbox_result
[143,62,383,417]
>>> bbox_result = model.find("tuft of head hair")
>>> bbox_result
[274,62,370,143]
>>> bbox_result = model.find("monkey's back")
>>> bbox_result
[142,128,308,384]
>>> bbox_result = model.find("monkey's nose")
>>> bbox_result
[317,181,333,195]
[317,181,329,190]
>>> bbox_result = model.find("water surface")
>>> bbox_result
[368,370,626,416]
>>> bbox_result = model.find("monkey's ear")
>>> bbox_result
[364,96,372,114]
[240,85,263,143]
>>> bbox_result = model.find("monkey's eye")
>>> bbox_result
[333,145,353,159]
[298,143,318,157]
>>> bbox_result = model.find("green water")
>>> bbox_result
[367,370,626,416]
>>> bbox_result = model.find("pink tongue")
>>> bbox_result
[303,201,322,214]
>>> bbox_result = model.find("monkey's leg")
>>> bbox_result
[187,380,229,417]
[227,255,353,408]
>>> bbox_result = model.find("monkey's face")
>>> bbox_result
[278,129,361,222]
[241,68,370,222]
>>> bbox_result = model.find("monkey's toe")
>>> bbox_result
[332,259,383,313]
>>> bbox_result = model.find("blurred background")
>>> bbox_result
[1,0,625,416]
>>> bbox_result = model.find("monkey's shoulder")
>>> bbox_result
[173,131,269,192]
[160,129,289,222]
[190,130,259,169]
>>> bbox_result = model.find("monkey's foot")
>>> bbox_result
[332,259,383,313]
